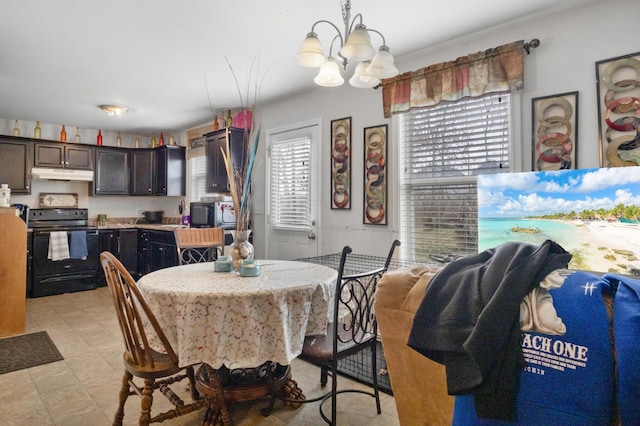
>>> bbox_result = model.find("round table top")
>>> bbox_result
[137,259,338,369]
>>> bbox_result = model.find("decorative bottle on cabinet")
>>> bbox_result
[151,133,157,148]
[116,132,122,147]
[134,134,140,148]
[73,127,81,143]
[59,125,67,142]
[97,130,103,146]
[213,115,219,130]
[159,132,165,146]
[33,121,41,139]
[12,120,20,137]
[226,109,233,128]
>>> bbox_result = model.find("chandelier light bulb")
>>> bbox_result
[296,32,327,67]
[340,24,376,61]
[366,46,399,79]
[349,61,380,88]
[314,58,345,87]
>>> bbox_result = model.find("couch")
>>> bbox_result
[375,265,640,425]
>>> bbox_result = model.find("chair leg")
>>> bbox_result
[371,341,381,414]
[113,370,132,426]
[331,361,338,426]
[139,378,155,426]
[320,366,328,387]
[186,365,200,401]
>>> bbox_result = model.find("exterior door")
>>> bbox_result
[266,120,321,260]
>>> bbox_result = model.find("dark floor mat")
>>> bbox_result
[0,331,64,375]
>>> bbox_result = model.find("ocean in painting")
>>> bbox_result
[478,218,580,251]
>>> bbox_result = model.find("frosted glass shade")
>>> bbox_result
[296,32,327,67]
[349,61,380,88]
[339,24,375,61]
[366,46,399,79]
[314,58,344,87]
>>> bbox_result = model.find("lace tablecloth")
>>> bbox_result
[137,260,338,369]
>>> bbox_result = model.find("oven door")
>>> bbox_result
[31,228,100,297]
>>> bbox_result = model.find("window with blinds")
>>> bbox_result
[269,136,312,230]
[190,156,208,201]
[398,92,510,261]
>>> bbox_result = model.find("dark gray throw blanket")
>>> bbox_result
[408,240,572,421]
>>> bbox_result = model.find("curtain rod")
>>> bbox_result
[523,39,540,55]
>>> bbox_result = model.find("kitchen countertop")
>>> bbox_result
[94,223,188,231]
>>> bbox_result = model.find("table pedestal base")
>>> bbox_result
[195,362,306,425]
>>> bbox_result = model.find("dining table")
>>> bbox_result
[136,259,338,421]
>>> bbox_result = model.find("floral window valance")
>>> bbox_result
[381,40,525,118]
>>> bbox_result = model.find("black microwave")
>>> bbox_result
[189,201,236,229]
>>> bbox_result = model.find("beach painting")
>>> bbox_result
[478,167,640,274]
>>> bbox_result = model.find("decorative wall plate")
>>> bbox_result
[38,193,79,208]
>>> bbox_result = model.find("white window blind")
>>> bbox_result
[190,156,208,201]
[399,93,510,261]
[269,136,312,230]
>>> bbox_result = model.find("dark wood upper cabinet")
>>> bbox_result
[0,136,31,194]
[34,142,92,170]
[129,149,154,195]
[205,127,246,193]
[91,147,129,195]
[154,145,185,196]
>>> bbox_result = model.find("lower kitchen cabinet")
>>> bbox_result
[137,229,150,278]
[98,228,138,284]
[149,230,178,272]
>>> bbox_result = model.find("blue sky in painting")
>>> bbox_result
[478,167,640,218]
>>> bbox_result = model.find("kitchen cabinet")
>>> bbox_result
[154,145,186,196]
[129,149,154,195]
[149,230,178,272]
[0,136,31,194]
[92,147,129,195]
[130,146,185,196]
[137,229,150,278]
[98,228,138,283]
[34,142,92,170]
[205,127,246,192]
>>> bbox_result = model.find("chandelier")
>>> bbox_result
[295,0,399,88]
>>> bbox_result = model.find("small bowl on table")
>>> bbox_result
[214,256,232,272]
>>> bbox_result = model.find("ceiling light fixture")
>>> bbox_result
[296,0,399,89]
[99,104,129,116]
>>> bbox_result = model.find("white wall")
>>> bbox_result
[251,0,639,258]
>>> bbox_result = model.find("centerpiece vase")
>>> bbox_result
[230,230,254,272]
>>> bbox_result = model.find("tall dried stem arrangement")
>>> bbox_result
[219,57,266,238]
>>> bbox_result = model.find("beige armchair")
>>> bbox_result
[375,266,454,425]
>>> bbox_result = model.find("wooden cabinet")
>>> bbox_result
[154,145,186,196]
[205,127,246,192]
[92,147,129,195]
[137,229,150,278]
[129,149,154,195]
[149,230,178,272]
[130,146,185,196]
[34,142,92,170]
[98,228,138,283]
[0,136,31,194]
[0,215,26,337]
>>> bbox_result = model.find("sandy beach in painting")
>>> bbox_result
[561,221,640,274]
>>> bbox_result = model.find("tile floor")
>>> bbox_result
[0,287,400,426]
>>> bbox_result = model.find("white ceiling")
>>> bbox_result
[0,0,595,135]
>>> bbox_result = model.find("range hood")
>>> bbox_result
[31,167,94,182]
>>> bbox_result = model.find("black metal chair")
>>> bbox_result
[283,239,400,425]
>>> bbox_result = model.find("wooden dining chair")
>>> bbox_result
[174,227,224,265]
[284,239,400,425]
[100,251,207,426]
